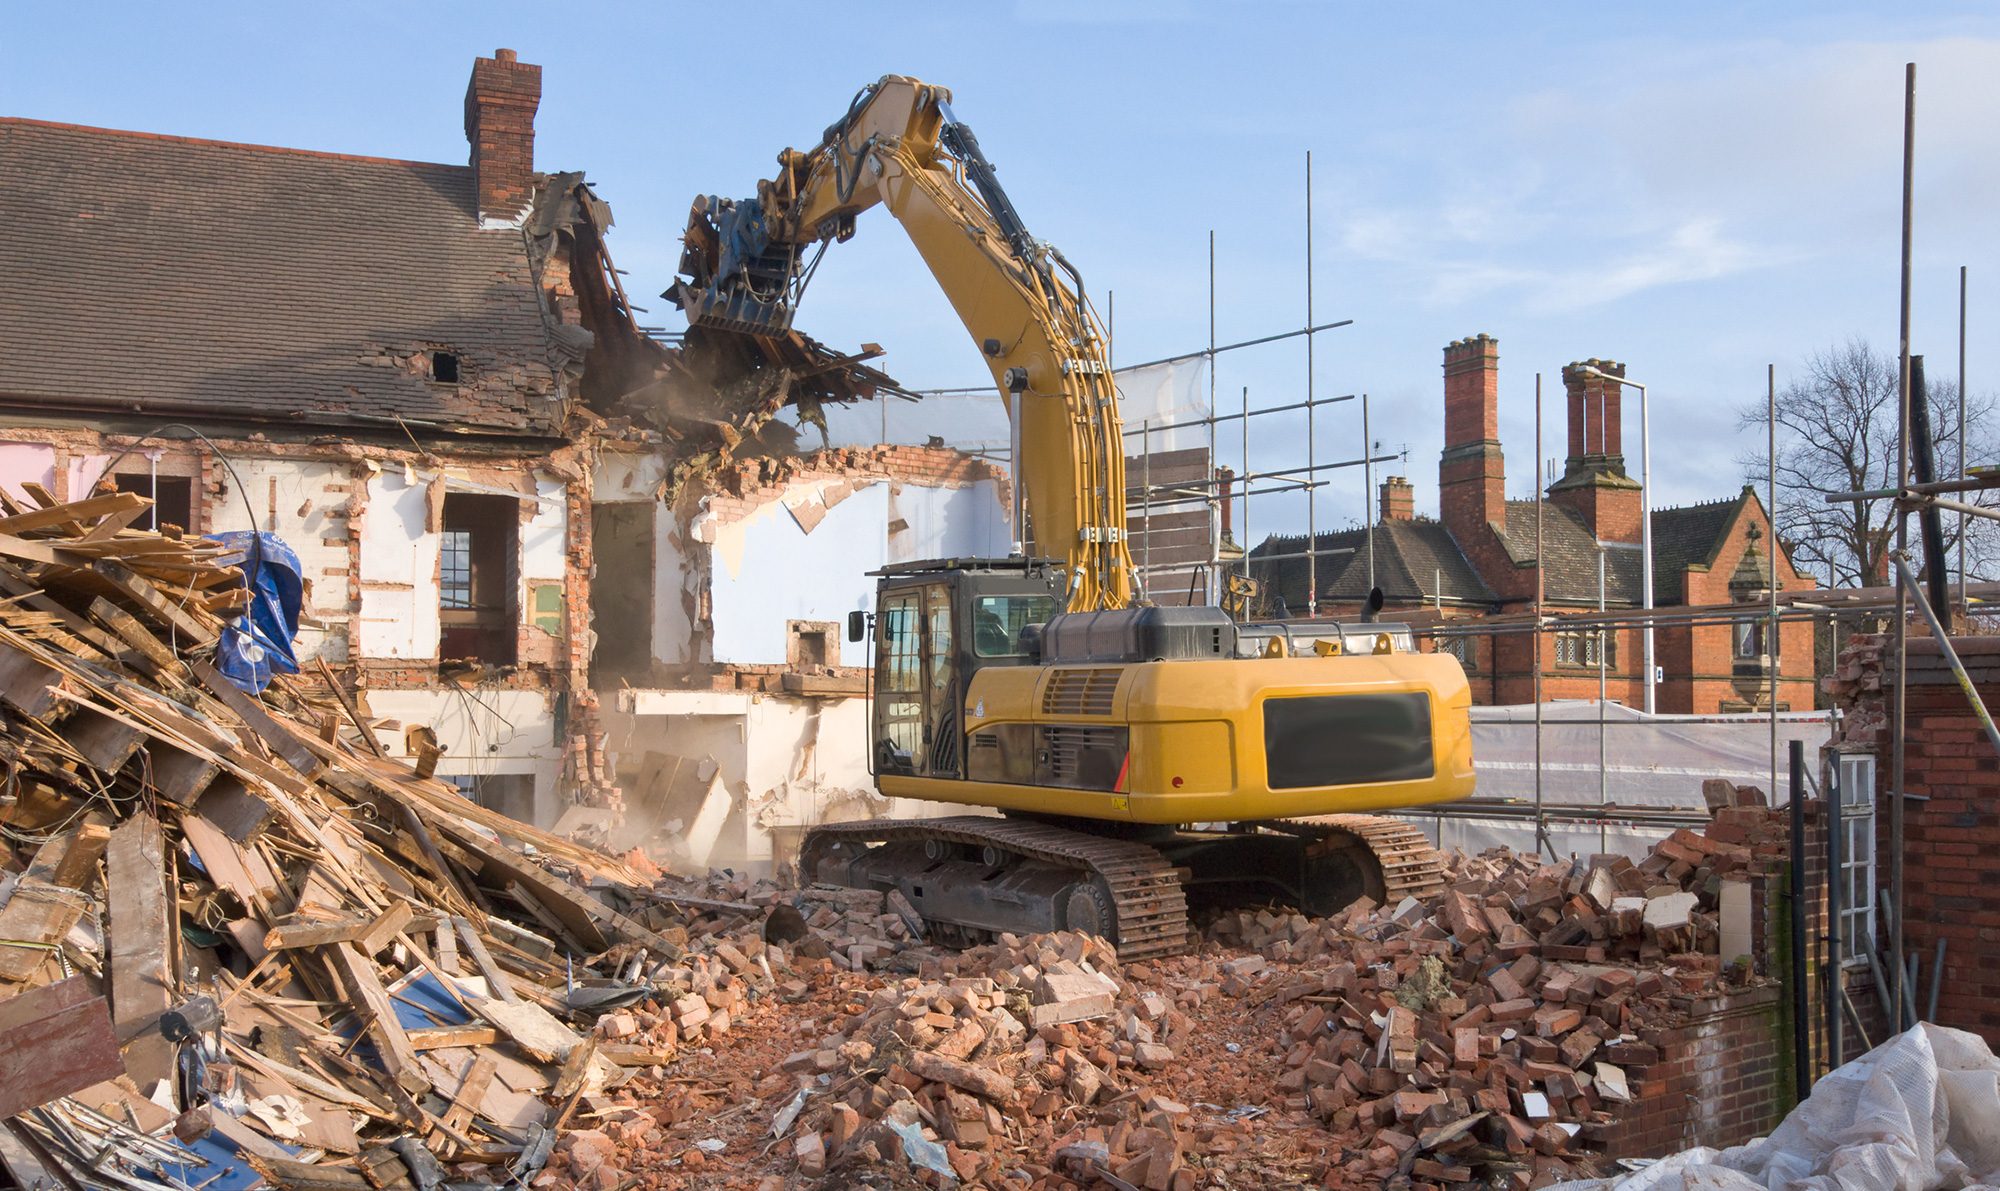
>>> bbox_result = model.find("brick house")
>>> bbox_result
[1254,336,1815,714]
[0,51,1029,861]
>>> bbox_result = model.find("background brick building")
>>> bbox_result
[1255,335,1815,714]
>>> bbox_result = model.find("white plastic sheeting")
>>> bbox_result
[1550,1024,2000,1191]
[1395,702,1834,860]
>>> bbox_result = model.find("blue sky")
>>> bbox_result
[6,3,1996,538]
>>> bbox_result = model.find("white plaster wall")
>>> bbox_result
[519,478,567,583]
[367,687,563,824]
[701,478,1007,667]
[207,456,355,663]
[357,467,439,659]
[652,517,695,666]
[592,451,665,502]
[0,443,56,505]
[603,691,950,874]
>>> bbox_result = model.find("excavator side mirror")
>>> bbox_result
[847,610,870,642]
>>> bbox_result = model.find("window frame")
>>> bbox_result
[1835,752,1877,968]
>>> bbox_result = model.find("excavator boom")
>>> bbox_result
[673,76,1134,611]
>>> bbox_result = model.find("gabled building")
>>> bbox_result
[0,50,1020,866]
[1254,336,1815,715]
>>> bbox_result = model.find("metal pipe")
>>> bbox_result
[1892,552,2000,756]
[1306,150,1318,619]
[1242,385,1250,588]
[1771,363,1781,801]
[1828,757,1845,1068]
[1789,739,1810,1100]
[1928,936,1946,1022]
[1142,420,1152,582]
[1208,229,1218,607]
[1534,373,1550,859]
[1959,265,1968,611]
[1109,319,1356,375]
[1891,59,1916,1030]
[1821,472,2000,502]
[1363,392,1374,594]
[1574,364,1653,712]
[1599,548,1608,846]
[1118,392,1355,436]
[1128,452,1397,493]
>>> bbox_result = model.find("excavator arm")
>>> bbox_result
[670,76,1136,611]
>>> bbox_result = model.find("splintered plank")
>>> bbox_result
[106,813,177,1088]
[87,596,183,673]
[145,741,222,805]
[106,814,173,1040]
[0,492,147,535]
[91,559,217,644]
[453,918,518,1004]
[62,704,149,772]
[437,1053,495,1136]
[267,903,414,954]
[0,820,112,984]
[0,977,125,1117]
[189,658,323,778]
[0,640,62,718]
[322,941,430,1096]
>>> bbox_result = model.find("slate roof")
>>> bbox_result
[1495,501,1645,605]
[0,119,567,435]
[1251,519,1495,612]
[1249,492,1762,613]
[1649,493,1751,603]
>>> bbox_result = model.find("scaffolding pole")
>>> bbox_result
[1889,60,1915,1030]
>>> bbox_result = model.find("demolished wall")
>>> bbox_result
[591,443,1011,870]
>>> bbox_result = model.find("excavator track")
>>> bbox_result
[1272,814,1449,905]
[802,813,1446,961]
[804,816,1190,960]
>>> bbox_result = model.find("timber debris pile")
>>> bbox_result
[0,490,746,1190]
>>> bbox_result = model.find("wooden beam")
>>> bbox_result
[92,559,215,645]
[0,821,112,984]
[321,942,430,1096]
[63,705,148,773]
[86,597,182,674]
[267,902,413,954]
[106,814,177,1089]
[406,1025,500,1052]
[453,917,518,1004]
[0,493,146,535]
[0,641,62,719]
[189,658,323,778]
[437,1053,495,1136]
[0,978,125,1117]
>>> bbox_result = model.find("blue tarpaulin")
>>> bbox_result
[205,531,302,693]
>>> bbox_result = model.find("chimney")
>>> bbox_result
[464,48,542,221]
[1379,476,1414,522]
[1438,335,1505,542]
[1561,358,1626,466]
[1217,466,1236,542]
[1549,358,1643,543]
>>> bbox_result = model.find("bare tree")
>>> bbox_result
[1739,338,1997,588]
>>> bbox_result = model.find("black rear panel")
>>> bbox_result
[1263,693,1434,790]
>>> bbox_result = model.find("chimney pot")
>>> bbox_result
[495,47,517,61]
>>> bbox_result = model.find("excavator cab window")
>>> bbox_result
[871,583,963,778]
[972,595,1054,657]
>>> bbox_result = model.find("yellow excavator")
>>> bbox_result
[671,77,1473,958]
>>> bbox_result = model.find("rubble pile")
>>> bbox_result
[1187,807,1783,1187]
[0,491,727,1191]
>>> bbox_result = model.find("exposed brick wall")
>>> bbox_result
[1833,634,2000,1047]
[1591,985,1786,1158]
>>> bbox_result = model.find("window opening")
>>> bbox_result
[1735,618,1766,659]
[1555,630,1610,669]
[113,473,193,533]
[431,351,460,383]
[1435,634,1473,671]
[438,491,518,665]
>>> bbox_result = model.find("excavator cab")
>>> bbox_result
[853,558,1064,780]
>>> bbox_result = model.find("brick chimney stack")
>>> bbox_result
[1549,358,1643,543]
[1438,335,1505,543]
[1380,476,1414,522]
[464,48,542,222]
